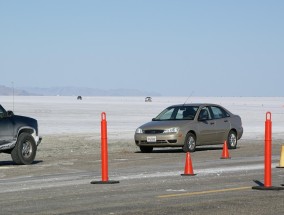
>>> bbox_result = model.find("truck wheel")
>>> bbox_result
[11,132,37,165]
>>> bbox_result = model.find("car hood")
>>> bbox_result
[139,120,194,130]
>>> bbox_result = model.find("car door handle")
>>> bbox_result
[224,120,228,122]
[210,122,215,125]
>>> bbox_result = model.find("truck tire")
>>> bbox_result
[11,132,37,165]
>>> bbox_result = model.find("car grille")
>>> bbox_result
[168,140,177,143]
[141,140,168,144]
[144,130,164,134]
[140,140,177,144]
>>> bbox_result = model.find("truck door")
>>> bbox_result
[0,107,14,145]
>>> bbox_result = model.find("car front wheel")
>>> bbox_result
[227,130,237,149]
[183,133,196,152]
[11,132,37,165]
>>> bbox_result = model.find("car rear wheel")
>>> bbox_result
[227,130,237,149]
[11,132,37,165]
[139,146,153,153]
[183,133,196,152]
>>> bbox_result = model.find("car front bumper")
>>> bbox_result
[134,133,184,147]
[34,136,42,146]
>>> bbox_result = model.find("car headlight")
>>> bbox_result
[163,127,179,133]
[135,128,143,134]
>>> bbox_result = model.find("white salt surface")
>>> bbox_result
[1,96,284,140]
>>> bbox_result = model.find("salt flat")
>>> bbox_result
[1,96,284,215]
[1,96,284,140]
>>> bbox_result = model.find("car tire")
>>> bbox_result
[227,130,237,149]
[183,133,196,152]
[11,132,37,165]
[139,146,153,153]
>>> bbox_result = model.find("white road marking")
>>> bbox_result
[0,162,276,194]
[166,189,186,192]
[114,163,267,180]
[0,166,13,170]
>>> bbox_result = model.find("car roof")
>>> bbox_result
[168,103,221,107]
[167,103,233,115]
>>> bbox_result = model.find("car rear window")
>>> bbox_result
[211,106,230,119]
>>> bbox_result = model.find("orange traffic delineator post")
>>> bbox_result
[181,152,196,176]
[91,112,119,184]
[220,141,231,159]
[252,112,284,191]
[276,145,284,168]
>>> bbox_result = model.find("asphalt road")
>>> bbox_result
[0,139,284,215]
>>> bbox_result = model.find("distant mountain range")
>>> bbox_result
[0,85,32,96]
[0,85,161,96]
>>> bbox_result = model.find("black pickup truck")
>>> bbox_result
[0,104,42,164]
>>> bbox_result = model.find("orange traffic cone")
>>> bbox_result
[276,145,284,168]
[220,141,231,159]
[181,152,196,176]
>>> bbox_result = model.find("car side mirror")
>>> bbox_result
[152,118,156,121]
[198,115,208,121]
[7,110,14,117]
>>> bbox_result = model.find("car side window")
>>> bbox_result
[198,107,212,120]
[211,106,229,119]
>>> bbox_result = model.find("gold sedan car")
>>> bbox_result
[135,103,243,153]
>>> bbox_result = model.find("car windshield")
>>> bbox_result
[154,106,199,121]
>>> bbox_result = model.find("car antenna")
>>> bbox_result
[11,81,14,112]
[183,91,194,106]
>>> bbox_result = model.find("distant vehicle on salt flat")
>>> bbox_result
[145,97,152,102]
[0,104,42,164]
[135,103,243,153]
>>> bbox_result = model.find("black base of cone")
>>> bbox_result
[90,180,119,184]
[276,166,284,168]
[252,186,284,191]
[220,157,231,159]
[181,173,196,176]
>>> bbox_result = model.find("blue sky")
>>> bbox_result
[0,0,283,96]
